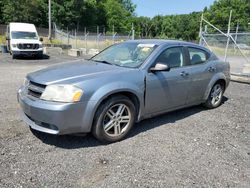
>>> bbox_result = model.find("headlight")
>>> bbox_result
[39,44,43,48]
[12,44,17,48]
[23,78,29,87]
[40,85,83,103]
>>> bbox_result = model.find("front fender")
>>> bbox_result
[82,82,144,132]
[203,72,227,101]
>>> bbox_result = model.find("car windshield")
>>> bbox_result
[91,42,158,68]
[11,31,38,40]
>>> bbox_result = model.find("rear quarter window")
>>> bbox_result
[188,47,210,65]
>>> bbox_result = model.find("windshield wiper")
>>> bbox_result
[92,60,113,65]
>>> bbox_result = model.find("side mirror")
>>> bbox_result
[150,63,170,73]
[39,37,43,42]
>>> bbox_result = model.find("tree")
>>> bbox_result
[0,0,249,40]
[102,0,134,33]
[0,0,3,23]
[204,0,250,31]
[1,0,47,27]
[134,16,153,38]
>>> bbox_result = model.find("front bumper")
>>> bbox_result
[13,50,43,56]
[17,87,94,135]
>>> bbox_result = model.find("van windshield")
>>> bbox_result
[11,31,38,40]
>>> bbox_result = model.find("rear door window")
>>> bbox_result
[188,47,210,65]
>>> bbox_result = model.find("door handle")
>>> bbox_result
[180,71,189,77]
[208,67,216,72]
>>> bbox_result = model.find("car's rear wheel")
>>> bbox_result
[204,82,225,109]
[92,95,136,143]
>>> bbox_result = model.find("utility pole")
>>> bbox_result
[234,23,239,51]
[97,26,99,49]
[235,23,239,42]
[112,25,115,44]
[132,23,135,40]
[199,14,204,45]
[112,25,115,37]
[84,27,87,49]
[48,0,52,40]
[224,10,232,62]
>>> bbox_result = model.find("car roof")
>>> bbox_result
[125,39,209,51]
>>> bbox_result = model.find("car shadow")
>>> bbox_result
[129,96,228,138]
[14,54,50,60]
[32,96,228,149]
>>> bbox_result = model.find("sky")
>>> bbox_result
[132,0,215,17]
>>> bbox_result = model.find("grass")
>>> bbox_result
[42,37,63,45]
[60,38,122,50]
[0,35,6,45]
[210,46,250,57]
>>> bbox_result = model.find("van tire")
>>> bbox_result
[37,54,43,59]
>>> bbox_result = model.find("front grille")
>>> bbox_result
[17,43,39,50]
[27,81,46,99]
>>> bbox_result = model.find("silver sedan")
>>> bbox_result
[18,40,230,142]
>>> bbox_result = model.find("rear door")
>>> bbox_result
[184,47,215,104]
[145,46,191,114]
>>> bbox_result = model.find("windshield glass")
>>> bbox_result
[11,31,38,40]
[92,42,158,68]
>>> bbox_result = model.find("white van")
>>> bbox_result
[6,22,43,59]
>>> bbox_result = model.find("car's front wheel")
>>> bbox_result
[204,82,225,109]
[92,95,136,143]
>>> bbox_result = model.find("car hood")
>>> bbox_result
[27,60,134,85]
[11,39,41,44]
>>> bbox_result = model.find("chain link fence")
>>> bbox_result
[202,31,250,73]
[54,24,133,52]
[200,13,250,75]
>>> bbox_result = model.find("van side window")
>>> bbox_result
[155,47,184,68]
[188,47,209,65]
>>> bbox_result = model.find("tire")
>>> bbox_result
[12,54,16,59]
[92,95,136,143]
[36,54,43,59]
[203,82,225,109]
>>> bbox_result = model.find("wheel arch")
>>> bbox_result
[96,91,140,119]
[83,83,144,132]
[203,73,227,101]
[94,89,141,119]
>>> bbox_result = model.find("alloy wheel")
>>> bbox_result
[102,104,131,137]
[210,84,223,106]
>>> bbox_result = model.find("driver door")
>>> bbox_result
[145,46,191,114]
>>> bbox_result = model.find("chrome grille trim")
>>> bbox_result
[27,81,46,99]
[17,43,39,50]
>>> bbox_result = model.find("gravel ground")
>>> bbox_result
[0,53,249,188]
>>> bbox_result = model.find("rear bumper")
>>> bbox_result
[17,87,94,135]
[13,50,43,56]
